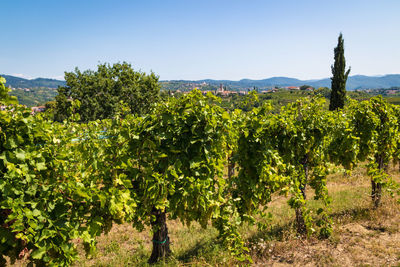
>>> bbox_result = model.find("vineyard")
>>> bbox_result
[1,77,400,266]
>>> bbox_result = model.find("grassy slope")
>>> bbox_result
[62,164,400,267]
[9,88,58,107]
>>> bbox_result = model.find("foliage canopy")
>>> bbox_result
[54,62,160,122]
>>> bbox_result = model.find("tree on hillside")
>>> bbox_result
[0,76,18,105]
[315,87,331,99]
[54,62,160,122]
[300,85,313,90]
[329,33,351,111]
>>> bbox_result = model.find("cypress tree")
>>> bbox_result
[329,33,351,111]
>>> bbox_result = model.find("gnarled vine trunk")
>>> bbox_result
[295,184,307,235]
[295,155,308,235]
[371,155,384,209]
[371,180,382,209]
[148,208,171,264]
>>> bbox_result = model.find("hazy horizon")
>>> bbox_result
[4,73,400,83]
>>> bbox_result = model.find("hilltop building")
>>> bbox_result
[31,106,46,113]
[216,84,225,94]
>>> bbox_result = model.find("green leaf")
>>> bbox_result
[36,162,47,171]
[31,246,46,259]
[15,148,26,161]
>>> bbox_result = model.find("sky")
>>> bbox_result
[1,0,399,81]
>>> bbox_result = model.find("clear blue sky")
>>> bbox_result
[1,0,399,80]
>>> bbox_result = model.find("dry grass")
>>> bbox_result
[248,163,400,267]
[7,163,400,266]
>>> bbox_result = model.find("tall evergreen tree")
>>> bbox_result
[329,33,351,111]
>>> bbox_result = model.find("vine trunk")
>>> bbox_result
[148,208,171,264]
[295,158,308,235]
[371,155,384,209]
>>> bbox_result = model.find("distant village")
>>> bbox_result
[0,105,46,113]
[1,85,46,112]
[1,83,311,114]
[171,83,314,96]
[7,87,36,92]
[2,83,400,114]
[1,86,54,113]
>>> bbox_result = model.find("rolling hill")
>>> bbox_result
[1,75,66,89]
[2,74,400,91]
[193,74,400,90]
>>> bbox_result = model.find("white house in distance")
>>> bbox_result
[31,106,46,113]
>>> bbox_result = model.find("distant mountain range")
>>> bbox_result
[2,74,400,90]
[184,74,400,90]
[1,75,66,89]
